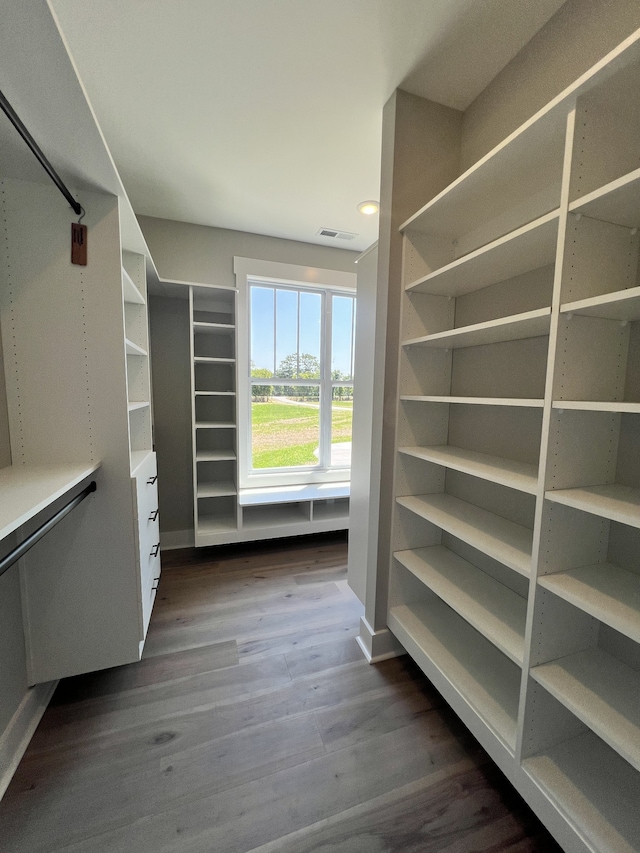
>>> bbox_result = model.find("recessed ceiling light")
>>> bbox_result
[357,200,379,215]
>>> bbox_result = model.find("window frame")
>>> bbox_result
[234,257,357,490]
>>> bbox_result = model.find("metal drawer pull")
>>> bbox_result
[150,542,160,557]
[147,475,158,485]
[149,509,159,521]
[152,576,160,590]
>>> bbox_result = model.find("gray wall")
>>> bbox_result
[140,217,359,540]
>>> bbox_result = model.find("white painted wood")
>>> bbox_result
[195,422,237,429]
[539,563,640,643]
[197,481,237,498]
[193,356,236,363]
[394,545,526,664]
[196,450,237,462]
[400,395,545,407]
[524,731,640,853]
[570,167,640,227]
[396,494,532,576]
[553,400,640,413]
[398,445,538,494]
[0,464,99,541]
[127,401,149,412]
[193,321,235,332]
[125,339,147,357]
[403,308,551,350]
[388,600,520,751]
[532,647,640,771]
[312,498,349,521]
[561,286,640,322]
[122,268,145,305]
[406,212,560,297]
[546,484,640,528]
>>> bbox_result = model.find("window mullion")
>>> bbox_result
[320,292,332,469]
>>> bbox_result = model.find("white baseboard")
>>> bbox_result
[356,617,405,663]
[160,528,194,550]
[0,680,57,801]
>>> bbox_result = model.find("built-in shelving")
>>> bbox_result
[122,268,145,305]
[394,546,526,664]
[388,600,520,751]
[539,564,640,643]
[388,26,640,853]
[197,481,237,498]
[125,339,147,357]
[396,493,532,576]
[193,356,236,364]
[196,450,237,462]
[398,445,538,494]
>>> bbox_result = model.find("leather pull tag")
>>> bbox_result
[71,222,87,266]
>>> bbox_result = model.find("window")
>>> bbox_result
[234,258,357,489]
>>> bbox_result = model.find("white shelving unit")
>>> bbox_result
[387,31,640,853]
[0,179,161,683]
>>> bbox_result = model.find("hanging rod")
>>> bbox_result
[0,89,83,217]
[0,481,97,580]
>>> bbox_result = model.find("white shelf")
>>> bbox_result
[532,647,640,772]
[196,450,237,462]
[539,563,640,643]
[197,481,237,498]
[561,286,640,322]
[122,268,145,305]
[195,391,237,397]
[401,395,545,408]
[570,167,640,228]
[525,732,640,853]
[0,463,100,542]
[406,212,559,297]
[396,493,532,576]
[388,601,520,751]
[552,400,640,414]
[398,445,538,494]
[394,546,526,664]
[193,321,235,333]
[127,401,149,412]
[546,484,640,528]
[195,422,237,429]
[125,338,147,357]
[193,356,236,364]
[403,308,551,351]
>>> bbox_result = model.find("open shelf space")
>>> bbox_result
[552,400,640,414]
[125,339,147,357]
[196,450,237,462]
[561,286,640,322]
[539,563,640,643]
[388,599,520,751]
[546,484,640,528]
[122,268,145,305]
[570,168,640,228]
[401,395,544,407]
[312,498,349,521]
[398,445,538,494]
[524,731,640,853]
[195,422,237,430]
[127,401,149,412]
[197,481,237,498]
[193,321,235,333]
[403,308,551,350]
[241,501,311,530]
[400,104,566,249]
[532,647,640,772]
[406,212,559,297]
[197,495,237,534]
[394,545,526,664]
[130,449,154,477]
[396,492,532,576]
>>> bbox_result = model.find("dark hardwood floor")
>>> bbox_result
[0,533,563,852]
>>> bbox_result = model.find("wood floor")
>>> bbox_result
[0,533,563,852]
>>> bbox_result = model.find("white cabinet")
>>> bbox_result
[389,31,640,853]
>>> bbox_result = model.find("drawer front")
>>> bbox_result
[131,452,161,637]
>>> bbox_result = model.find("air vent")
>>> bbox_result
[317,228,358,240]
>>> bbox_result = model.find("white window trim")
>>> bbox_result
[234,257,356,490]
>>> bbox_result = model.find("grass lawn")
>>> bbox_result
[251,399,352,468]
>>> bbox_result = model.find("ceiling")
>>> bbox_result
[49,0,566,252]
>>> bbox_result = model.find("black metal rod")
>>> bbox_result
[0,89,83,216]
[0,481,97,580]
